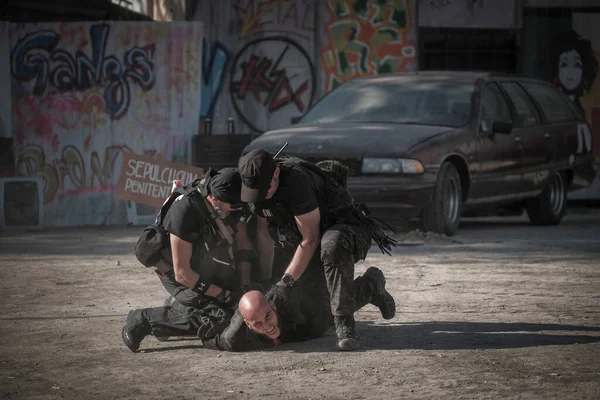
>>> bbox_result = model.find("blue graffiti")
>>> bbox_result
[200,39,229,119]
[11,24,155,119]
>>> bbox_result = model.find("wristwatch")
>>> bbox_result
[280,274,295,287]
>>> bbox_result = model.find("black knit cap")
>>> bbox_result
[207,167,243,207]
[238,149,276,203]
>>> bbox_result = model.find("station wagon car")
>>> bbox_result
[243,72,596,236]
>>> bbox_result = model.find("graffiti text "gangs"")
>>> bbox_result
[11,24,155,119]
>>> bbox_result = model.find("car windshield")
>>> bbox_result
[300,77,475,127]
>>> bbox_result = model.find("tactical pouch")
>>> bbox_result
[323,186,354,221]
[134,222,169,268]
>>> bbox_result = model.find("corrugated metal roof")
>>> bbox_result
[4,0,152,22]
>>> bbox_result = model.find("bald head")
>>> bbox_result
[239,291,271,320]
[239,290,280,340]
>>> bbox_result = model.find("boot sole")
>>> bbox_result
[122,310,140,352]
[364,267,396,320]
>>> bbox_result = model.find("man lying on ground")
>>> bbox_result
[202,265,395,352]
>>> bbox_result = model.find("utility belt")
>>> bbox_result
[152,239,254,278]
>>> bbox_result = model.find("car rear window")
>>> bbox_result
[521,82,578,123]
[300,77,475,127]
[500,82,541,127]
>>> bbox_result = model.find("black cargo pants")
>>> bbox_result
[141,242,238,338]
[320,223,374,317]
[277,222,374,319]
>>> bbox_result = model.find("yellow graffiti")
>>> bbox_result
[90,146,123,187]
[237,0,289,38]
[15,144,135,203]
[61,145,86,190]
[15,145,59,204]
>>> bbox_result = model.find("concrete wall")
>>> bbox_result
[10,21,203,226]
[194,0,418,135]
[418,0,521,29]
[525,0,600,7]
[0,22,11,140]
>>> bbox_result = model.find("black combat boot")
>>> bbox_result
[363,267,396,320]
[334,315,359,351]
[122,309,152,352]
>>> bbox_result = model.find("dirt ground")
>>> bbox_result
[1,209,599,400]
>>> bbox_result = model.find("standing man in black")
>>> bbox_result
[238,149,397,351]
[122,168,256,352]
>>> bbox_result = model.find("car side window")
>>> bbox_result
[521,82,577,123]
[480,83,512,132]
[500,82,541,127]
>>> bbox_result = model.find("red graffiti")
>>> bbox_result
[13,90,108,151]
[231,51,309,112]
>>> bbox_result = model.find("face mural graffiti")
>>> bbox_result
[551,29,599,115]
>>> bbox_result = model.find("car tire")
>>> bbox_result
[421,162,463,236]
[526,171,567,226]
[155,295,177,342]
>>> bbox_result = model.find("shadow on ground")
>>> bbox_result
[282,321,600,353]
[135,321,600,354]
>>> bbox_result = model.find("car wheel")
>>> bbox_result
[155,295,177,342]
[526,171,566,226]
[421,162,463,236]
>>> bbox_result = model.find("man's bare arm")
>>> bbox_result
[256,216,274,279]
[283,208,321,281]
[170,233,223,297]
[235,221,253,286]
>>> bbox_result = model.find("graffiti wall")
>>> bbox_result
[10,21,203,226]
[194,0,417,134]
[321,0,417,91]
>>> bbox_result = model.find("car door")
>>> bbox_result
[498,81,546,196]
[520,80,585,187]
[469,82,522,202]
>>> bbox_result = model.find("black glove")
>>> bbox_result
[265,281,293,304]
[226,291,242,306]
[215,289,242,308]
[196,304,232,340]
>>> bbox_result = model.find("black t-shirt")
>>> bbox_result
[275,281,332,343]
[162,191,249,245]
[254,164,325,220]
[162,191,205,243]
